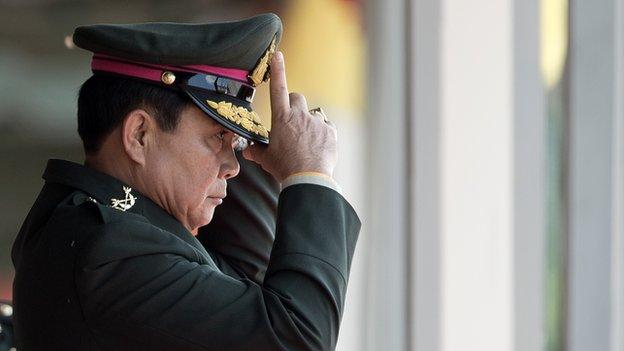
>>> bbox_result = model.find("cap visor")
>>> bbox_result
[184,87,269,144]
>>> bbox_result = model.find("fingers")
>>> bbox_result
[289,92,309,111]
[325,119,337,130]
[242,145,258,162]
[325,119,338,138]
[269,51,290,115]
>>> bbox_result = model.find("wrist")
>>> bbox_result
[283,171,334,182]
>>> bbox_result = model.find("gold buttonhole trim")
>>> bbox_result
[206,100,269,138]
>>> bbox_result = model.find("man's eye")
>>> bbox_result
[206,131,226,152]
[215,131,226,140]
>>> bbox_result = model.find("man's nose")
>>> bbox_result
[218,139,240,180]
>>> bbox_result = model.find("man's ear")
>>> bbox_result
[121,109,153,166]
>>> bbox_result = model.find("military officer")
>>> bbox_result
[11,13,360,350]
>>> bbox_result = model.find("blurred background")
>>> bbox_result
[0,0,621,350]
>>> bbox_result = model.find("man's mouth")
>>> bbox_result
[207,193,226,205]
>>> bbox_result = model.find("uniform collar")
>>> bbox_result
[42,159,208,254]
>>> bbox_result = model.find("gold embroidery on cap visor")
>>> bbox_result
[206,100,269,138]
[248,36,277,86]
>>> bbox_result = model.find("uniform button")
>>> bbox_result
[67,298,71,304]
[0,303,12,317]
[70,240,75,248]
[161,71,176,85]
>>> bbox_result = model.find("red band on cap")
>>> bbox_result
[91,54,250,83]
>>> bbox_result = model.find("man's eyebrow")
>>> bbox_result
[204,119,225,132]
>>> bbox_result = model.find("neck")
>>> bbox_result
[85,149,140,192]
[84,148,194,233]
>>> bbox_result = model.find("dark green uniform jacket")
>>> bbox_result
[11,158,360,351]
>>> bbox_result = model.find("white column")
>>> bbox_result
[370,0,545,349]
[568,0,615,349]
[365,0,409,350]
[613,0,624,349]
[410,0,442,349]
[439,0,513,349]
[513,0,546,349]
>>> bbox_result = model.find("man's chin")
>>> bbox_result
[187,206,216,235]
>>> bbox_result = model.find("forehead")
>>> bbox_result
[178,104,223,131]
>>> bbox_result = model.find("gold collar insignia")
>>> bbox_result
[110,186,137,211]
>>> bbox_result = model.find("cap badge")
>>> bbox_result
[110,186,137,211]
[206,100,269,138]
[161,71,176,85]
[248,36,277,86]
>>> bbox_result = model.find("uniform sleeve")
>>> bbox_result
[77,184,361,351]
[197,153,280,283]
[281,171,343,194]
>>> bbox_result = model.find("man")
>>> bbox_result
[11,13,360,351]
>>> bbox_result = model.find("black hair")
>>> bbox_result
[77,74,191,154]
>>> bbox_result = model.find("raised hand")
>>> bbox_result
[243,51,338,182]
